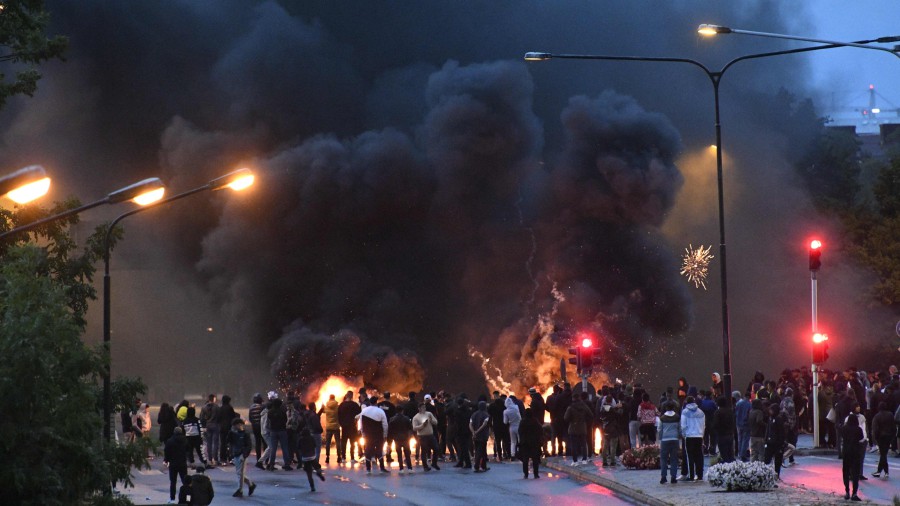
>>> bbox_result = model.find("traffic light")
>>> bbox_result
[812,332,830,364]
[809,240,822,271]
[568,345,580,371]
[579,337,594,374]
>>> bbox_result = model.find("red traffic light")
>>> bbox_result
[809,239,822,271]
[581,337,593,348]
[812,333,830,364]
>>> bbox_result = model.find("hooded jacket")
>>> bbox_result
[322,399,340,431]
[503,397,522,432]
[657,409,681,441]
[680,402,705,438]
[564,399,592,436]
[388,412,413,442]
[360,404,389,439]
[734,397,751,429]
[748,399,767,438]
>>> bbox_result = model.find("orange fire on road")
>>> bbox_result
[313,375,363,411]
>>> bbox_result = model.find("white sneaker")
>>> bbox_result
[677,474,686,480]
[408,468,414,474]
[398,469,405,474]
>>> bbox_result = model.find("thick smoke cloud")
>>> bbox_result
[2,0,877,398]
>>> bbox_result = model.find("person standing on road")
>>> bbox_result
[748,399,767,462]
[454,396,473,469]
[227,418,256,498]
[712,396,735,463]
[199,395,220,467]
[470,401,491,472]
[734,391,751,462]
[780,388,798,466]
[158,402,177,446]
[249,393,267,465]
[413,402,440,471]
[518,408,543,479]
[871,401,896,478]
[841,413,864,501]
[183,406,207,467]
[321,394,342,464]
[657,400,681,484]
[488,392,508,462]
[503,396,522,460]
[360,400,390,473]
[389,409,414,473]
[338,392,361,464]
[378,392,397,463]
[217,395,238,466]
[764,403,786,479]
[564,392,592,466]
[680,396,705,480]
[266,396,292,471]
[163,427,189,503]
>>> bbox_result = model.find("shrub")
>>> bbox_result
[620,444,660,470]
[707,461,778,491]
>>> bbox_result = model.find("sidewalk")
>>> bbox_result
[544,434,896,506]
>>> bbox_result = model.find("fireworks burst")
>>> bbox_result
[680,244,714,290]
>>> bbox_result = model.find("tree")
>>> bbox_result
[0,201,149,505]
[0,0,67,109]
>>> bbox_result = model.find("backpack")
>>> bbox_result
[287,406,303,431]
[639,406,657,425]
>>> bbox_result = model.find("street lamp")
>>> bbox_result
[0,165,51,204]
[697,24,900,59]
[102,168,254,442]
[524,39,879,399]
[0,177,165,240]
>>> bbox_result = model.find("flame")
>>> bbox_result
[313,375,363,410]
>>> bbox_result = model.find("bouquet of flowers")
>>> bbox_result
[707,461,777,491]
[620,444,660,470]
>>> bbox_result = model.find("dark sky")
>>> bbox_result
[0,1,894,402]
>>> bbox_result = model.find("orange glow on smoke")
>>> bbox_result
[314,375,363,411]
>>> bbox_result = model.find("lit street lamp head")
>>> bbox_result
[0,165,51,204]
[697,24,732,36]
[209,167,255,191]
[524,52,552,61]
[106,177,166,205]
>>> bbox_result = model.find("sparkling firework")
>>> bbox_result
[680,244,714,290]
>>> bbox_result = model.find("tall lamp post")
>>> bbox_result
[697,24,900,60]
[0,165,51,204]
[102,168,254,442]
[0,177,166,240]
[524,36,892,399]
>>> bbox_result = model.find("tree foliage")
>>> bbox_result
[0,200,145,504]
[0,0,67,109]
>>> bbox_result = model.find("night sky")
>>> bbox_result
[1,1,896,401]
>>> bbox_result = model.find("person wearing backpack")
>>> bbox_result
[637,393,659,446]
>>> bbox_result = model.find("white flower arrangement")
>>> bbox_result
[707,461,777,491]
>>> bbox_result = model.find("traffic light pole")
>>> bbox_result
[811,269,820,448]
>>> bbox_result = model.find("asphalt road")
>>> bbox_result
[122,457,634,505]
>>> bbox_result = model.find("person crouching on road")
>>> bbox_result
[228,419,256,498]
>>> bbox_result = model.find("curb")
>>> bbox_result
[545,459,671,506]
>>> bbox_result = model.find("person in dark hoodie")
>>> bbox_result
[454,396,473,468]
[699,391,718,456]
[734,391,752,462]
[164,427,189,503]
[158,402,177,445]
[217,395,238,465]
[360,400,390,474]
[518,408,543,479]
[228,418,256,498]
[388,409,414,473]
[470,401,492,472]
[841,413,864,501]
[338,392,361,463]
[871,401,896,478]
[529,387,546,426]
[712,396,736,463]
[178,466,214,505]
[488,391,507,462]
[298,427,326,491]
[680,396,705,480]
[657,400,681,484]
[565,392,593,466]
[748,399,767,462]
[764,404,786,479]
[266,397,291,471]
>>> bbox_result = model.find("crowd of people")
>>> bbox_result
[121,363,900,503]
